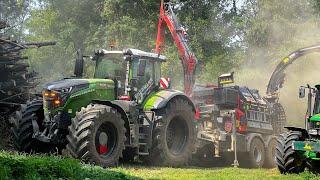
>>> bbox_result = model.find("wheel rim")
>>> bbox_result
[166,116,188,155]
[95,122,117,158]
[253,146,262,163]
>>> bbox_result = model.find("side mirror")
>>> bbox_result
[137,59,146,77]
[74,49,84,77]
[299,86,305,98]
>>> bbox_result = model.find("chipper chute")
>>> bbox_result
[267,44,320,96]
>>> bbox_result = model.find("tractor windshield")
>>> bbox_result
[94,54,126,80]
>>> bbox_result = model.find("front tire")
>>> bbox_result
[276,131,306,174]
[66,104,126,167]
[147,98,196,167]
[11,98,45,152]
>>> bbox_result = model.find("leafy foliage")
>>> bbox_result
[4,0,320,126]
[0,151,318,179]
[0,151,138,179]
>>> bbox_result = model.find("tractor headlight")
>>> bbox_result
[43,90,63,108]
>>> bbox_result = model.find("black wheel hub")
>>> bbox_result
[166,116,188,155]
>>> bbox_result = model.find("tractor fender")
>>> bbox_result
[245,133,264,152]
[284,126,310,138]
[142,89,195,111]
[92,100,135,117]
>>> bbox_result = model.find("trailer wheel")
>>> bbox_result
[66,104,126,167]
[11,98,49,152]
[147,98,195,167]
[264,138,277,168]
[247,138,265,168]
[276,131,306,174]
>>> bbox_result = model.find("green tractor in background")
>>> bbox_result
[11,48,196,167]
[276,84,320,173]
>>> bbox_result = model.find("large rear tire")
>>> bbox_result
[275,131,306,174]
[11,98,46,152]
[66,104,126,167]
[147,98,196,167]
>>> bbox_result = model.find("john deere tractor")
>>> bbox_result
[276,85,320,173]
[11,48,195,167]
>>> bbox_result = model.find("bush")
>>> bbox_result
[0,151,138,180]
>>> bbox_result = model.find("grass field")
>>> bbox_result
[0,151,318,180]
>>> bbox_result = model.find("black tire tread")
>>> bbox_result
[276,131,306,174]
[11,98,43,152]
[66,104,126,167]
[146,98,196,167]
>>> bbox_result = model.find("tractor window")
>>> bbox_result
[132,59,154,89]
[94,54,126,81]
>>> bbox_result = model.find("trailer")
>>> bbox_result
[192,73,286,168]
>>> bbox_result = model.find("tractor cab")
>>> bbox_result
[74,48,166,103]
[310,85,320,128]
[299,84,320,134]
[123,49,166,103]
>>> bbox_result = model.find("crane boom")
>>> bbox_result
[156,0,198,96]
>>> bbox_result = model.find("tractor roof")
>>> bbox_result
[96,48,166,62]
[124,48,166,62]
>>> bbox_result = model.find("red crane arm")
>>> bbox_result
[155,0,198,96]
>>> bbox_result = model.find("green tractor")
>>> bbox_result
[276,84,320,173]
[11,48,196,167]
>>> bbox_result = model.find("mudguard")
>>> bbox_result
[285,126,310,138]
[142,89,195,111]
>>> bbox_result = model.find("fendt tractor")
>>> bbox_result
[274,45,320,174]
[155,0,286,168]
[11,48,196,167]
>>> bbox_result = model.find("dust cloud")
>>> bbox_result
[234,0,320,127]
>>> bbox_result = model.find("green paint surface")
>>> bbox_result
[310,114,320,122]
[294,140,320,160]
[45,78,115,118]
[142,90,180,110]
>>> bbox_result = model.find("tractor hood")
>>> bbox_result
[310,114,320,122]
[44,79,89,92]
[44,78,115,92]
